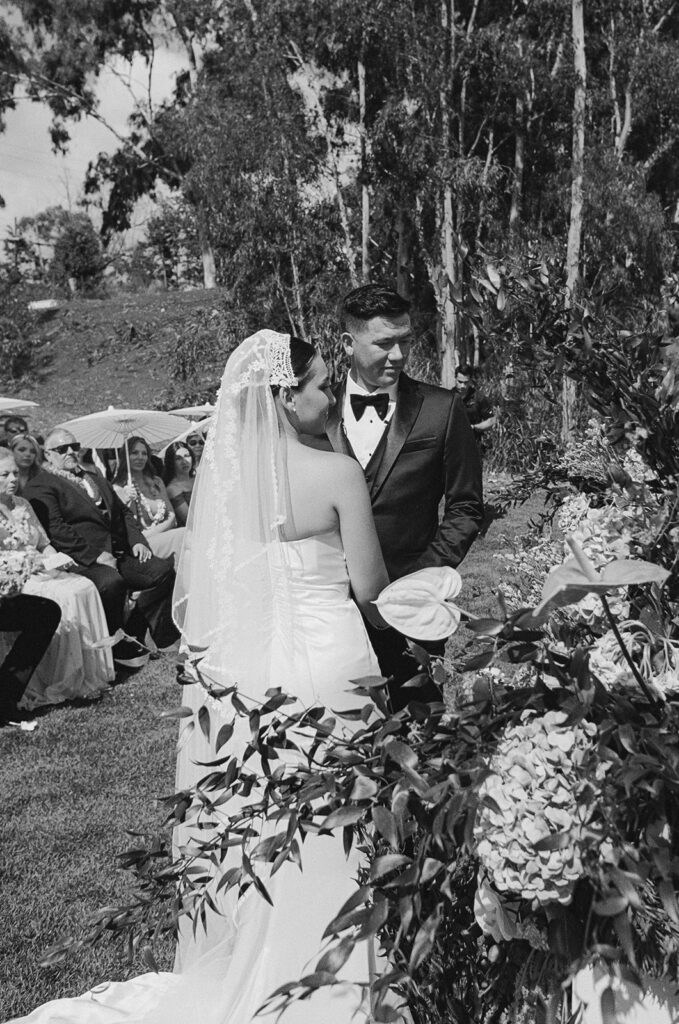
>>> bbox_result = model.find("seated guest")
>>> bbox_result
[0,415,30,447]
[0,447,114,711]
[113,436,185,562]
[10,433,43,490]
[22,428,178,668]
[0,450,62,724]
[186,431,205,467]
[163,441,195,526]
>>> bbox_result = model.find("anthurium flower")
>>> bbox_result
[375,566,463,640]
[532,537,668,619]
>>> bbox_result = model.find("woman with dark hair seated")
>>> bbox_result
[163,441,195,526]
[113,436,185,562]
[185,431,205,467]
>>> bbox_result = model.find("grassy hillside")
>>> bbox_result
[2,288,231,436]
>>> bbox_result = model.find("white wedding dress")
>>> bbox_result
[10,529,396,1024]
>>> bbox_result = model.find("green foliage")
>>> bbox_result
[0,278,52,380]
[50,214,105,294]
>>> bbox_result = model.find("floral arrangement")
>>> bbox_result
[0,548,40,598]
[474,710,601,909]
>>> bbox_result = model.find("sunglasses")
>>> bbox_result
[48,442,81,455]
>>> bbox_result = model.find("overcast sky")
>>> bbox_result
[0,49,184,245]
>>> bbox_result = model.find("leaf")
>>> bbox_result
[465,617,505,636]
[461,651,495,672]
[140,945,159,973]
[408,907,441,971]
[594,895,629,916]
[534,542,669,618]
[372,805,400,849]
[613,910,637,967]
[316,936,355,975]
[197,704,210,741]
[658,880,679,926]
[159,705,194,720]
[420,857,444,884]
[321,806,364,830]
[350,774,379,800]
[215,720,234,751]
[599,559,669,588]
[323,885,372,938]
[384,740,418,769]
[496,287,507,311]
[600,986,616,1024]
[370,855,412,881]
[486,263,502,289]
[349,674,389,689]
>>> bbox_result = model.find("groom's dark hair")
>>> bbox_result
[340,284,411,333]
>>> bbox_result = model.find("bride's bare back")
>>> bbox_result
[276,354,389,624]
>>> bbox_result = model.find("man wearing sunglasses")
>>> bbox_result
[22,428,178,669]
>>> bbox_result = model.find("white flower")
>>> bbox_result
[474,711,600,908]
[375,566,462,640]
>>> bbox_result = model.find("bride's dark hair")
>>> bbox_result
[270,336,316,395]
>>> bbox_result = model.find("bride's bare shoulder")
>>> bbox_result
[302,448,363,487]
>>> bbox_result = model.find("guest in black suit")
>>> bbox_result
[0,593,61,725]
[324,284,483,709]
[22,429,179,668]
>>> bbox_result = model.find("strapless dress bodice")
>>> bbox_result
[279,527,350,599]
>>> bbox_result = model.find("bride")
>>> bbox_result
[12,330,408,1024]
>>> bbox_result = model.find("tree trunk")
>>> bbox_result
[396,207,411,297]
[439,0,458,389]
[563,0,587,442]
[358,57,370,282]
[196,204,217,290]
[509,97,525,235]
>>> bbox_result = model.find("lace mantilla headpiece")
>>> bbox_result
[267,334,298,388]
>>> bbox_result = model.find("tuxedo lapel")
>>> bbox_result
[369,374,423,499]
[326,380,352,457]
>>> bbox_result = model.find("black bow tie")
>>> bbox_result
[350,392,390,421]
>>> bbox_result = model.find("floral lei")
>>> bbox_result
[46,465,96,497]
[131,482,168,528]
[0,502,34,550]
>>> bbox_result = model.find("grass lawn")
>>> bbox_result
[0,480,545,1021]
[1,658,179,1021]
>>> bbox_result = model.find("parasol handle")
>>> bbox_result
[125,437,132,487]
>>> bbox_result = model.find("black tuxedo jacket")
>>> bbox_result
[22,467,148,567]
[326,373,483,580]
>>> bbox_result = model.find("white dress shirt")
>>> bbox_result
[343,374,397,469]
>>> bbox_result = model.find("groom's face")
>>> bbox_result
[343,314,413,391]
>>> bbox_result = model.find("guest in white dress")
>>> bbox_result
[113,436,185,564]
[2,447,115,710]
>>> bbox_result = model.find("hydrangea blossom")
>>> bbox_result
[588,629,638,689]
[474,711,599,908]
[589,626,679,700]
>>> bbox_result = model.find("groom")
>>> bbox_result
[325,284,483,709]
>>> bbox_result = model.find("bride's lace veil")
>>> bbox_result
[172,329,300,701]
